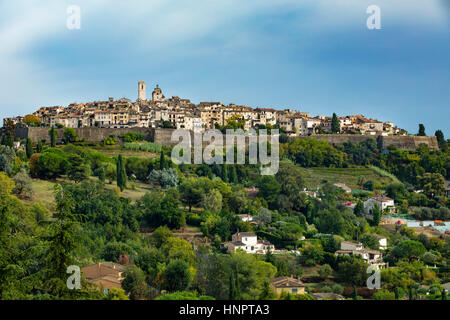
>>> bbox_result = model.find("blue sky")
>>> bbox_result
[1,0,449,136]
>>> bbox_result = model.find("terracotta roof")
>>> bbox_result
[312,293,345,300]
[81,262,126,280]
[81,262,126,290]
[236,232,257,237]
[371,196,394,202]
[270,276,304,288]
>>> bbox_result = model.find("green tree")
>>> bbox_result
[221,163,228,183]
[151,226,173,248]
[318,264,332,280]
[229,165,238,184]
[385,183,408,202]
[337,257,368,286]
[68,154,90,182]
[257,175,281,207]
[395,287,400,300]
[36,140,44,153]
[49,127,57,147]
[25,138,33,159]
[159,150,166,170]
[408,286,414,300]
[178,178,203,212]
[371,204,382,226]
[12,169,33,198]
[116,155,127,191]
[163,259,192,292]
[300,243,324,266]
[1,134,14,148]
[361,234,380,250]
[435,130,447,150]
[35,148,69,179]
[201,189,222,213]
[43,185,80,298]
[354,200,364,216]
[105,288,130,300]
[372,290,395,300]
[63,128,77,143]
[97,166,106,183]
[0,172,15,196]
[228,270,239,300]
[23,114,41,127]
[418,124,426,136]
[392,240,426,262]
[0,145,15,174]
[417,173,445,198]
[121,266,148,300]
[331,113,340,133]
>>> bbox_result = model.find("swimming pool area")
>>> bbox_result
[384,215,450,233]
[406,221,450,232]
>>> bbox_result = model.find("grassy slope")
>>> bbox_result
[297,167,394,191]
[86,145,158,159]
[25,179,57,209]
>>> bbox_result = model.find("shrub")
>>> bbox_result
[331,284,344,295]
[12,169,34,198]
[372,290,395,300]
[123,142,162,153]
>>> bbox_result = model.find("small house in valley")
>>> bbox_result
[222,232,274,254]
[270,276,305,295]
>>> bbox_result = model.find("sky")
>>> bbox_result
[0,0,449,136]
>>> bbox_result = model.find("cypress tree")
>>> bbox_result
[229,165,238,184]
[228,273,236,300]
[49,126,56,147]
[36,140,44,153]
[116,155,127,191]
[354,200,364,217]
[371,204,381,226]
[353,286,358,300]
[98,167,106,183]
[395,287,399,300]
[221,163,228,182]
[235,269,240,300]
[1,133,14,147]
[25,138,33,159]
[418,124,426,136]
[331,113,340,133]
[435,130,447,150]
[159,150,166,170]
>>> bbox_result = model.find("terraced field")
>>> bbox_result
[296,166,395,191]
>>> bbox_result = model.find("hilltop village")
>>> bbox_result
[1,81,449,302]
[4,81,404,136]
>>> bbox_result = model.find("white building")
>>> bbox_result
[364,196,395,214]
[223,232,274,254]
[237,214,253,223]
[335,241,386,268]
[374,235,388,250]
